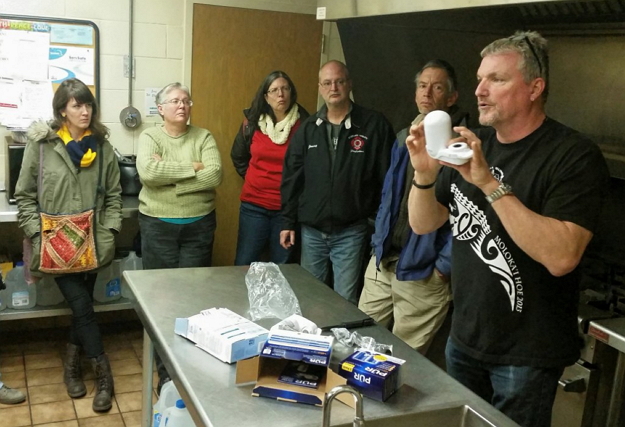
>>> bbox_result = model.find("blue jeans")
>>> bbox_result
[301,222,369,305]
[55,273,103,358]
[445,338,563,427]
[234,202,291,265]
[139,211,216,270]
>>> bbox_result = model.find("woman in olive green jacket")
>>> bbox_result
[15,78,121,413]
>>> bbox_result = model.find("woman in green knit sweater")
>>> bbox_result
[136,82,223,390]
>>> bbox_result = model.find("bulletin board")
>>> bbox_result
[0,14,99,130]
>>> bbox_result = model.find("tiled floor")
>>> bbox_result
[0,321,157,427]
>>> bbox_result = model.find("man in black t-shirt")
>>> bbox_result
[405,31,609,427]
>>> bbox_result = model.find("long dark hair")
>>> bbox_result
[247,71,298,125]
[51,78,109,142]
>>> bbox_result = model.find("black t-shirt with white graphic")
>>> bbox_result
[436,117,609,367]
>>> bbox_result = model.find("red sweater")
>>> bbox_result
[240,121,301,210]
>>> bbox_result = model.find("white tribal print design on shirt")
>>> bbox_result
[449,179,524,313]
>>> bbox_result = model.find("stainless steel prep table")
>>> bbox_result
[588,317,625,427]
[124,264,518,427]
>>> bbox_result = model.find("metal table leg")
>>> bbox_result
[606,352,625,427]
[142,329,155,427]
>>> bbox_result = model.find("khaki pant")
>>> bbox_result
[358,255,452,354]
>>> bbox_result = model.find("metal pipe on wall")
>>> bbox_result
[119,0,141,130]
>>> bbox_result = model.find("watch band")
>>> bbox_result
[485,182,513,204]
[412,179,436,190]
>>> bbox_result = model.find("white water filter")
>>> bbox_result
[423,110,473,165]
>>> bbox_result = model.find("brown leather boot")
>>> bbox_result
[91,354,114,412]
[64,343,86,398]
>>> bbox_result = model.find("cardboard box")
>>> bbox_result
[338,350,405,401]
[236,330,350,407]
[174,308,268,364]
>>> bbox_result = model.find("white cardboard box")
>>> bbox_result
[175,308,268,364]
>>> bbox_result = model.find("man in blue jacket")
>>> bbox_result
[359,60,467,353]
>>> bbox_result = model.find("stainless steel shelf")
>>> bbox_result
[0,297,133,320]
[0,193,139,222]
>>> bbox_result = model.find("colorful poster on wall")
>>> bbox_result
[49,46,94,85]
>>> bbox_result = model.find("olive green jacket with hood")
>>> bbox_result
[15,121,122,275]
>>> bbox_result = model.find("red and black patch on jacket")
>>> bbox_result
[349,135,366,151]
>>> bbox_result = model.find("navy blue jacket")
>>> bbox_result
[372,130,452,281]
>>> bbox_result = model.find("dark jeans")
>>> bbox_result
[445,338,563,427]
[55,273,103,358]
[234,202,291,265]
[139,211,216,269]
[139,211,217,384]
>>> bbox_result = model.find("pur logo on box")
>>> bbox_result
[309,357,325,364]
[354,372,371,384]
[365,367,388,377]
[338,350,406,402]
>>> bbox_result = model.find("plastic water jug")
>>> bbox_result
[6,262,36,309]
[0,287,7,311]
[109,257,122,297]
[93,263,121,303]
[121,251,142,299]
[162,399,194,427]
[153,381,181,427]
[36,276,65,306]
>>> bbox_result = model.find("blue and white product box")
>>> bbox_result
[236,330,351,407]
[174,308,268,364]
[338,350,406,401]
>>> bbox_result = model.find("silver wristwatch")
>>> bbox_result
[485,182,513,204]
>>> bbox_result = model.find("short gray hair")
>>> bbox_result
[481,31,549,100]
[155,82,191,105]
[414,59,458,93]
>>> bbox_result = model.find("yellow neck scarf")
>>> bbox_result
[56,124,97,168]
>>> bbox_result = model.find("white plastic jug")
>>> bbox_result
[153,381,181,427]
[0,287,7,311]
[162,399,194,427]
[36,276,65,306]
[109,257,122,297]
[121,251,142,299]
[93,263,121,303]
[6,262,36,309]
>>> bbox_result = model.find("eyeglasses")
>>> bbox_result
[319,79,348,89]
[266,86,291,96]
[161,98,193,107]
[510,35,543,77]
[523,36,543,76]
